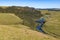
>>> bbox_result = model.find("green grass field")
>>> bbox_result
[0,13,59,40]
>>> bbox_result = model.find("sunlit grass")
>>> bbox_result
[0,13,58,40]
[0,25,58,40]
[43,11,60,38]
[0,13,22,25]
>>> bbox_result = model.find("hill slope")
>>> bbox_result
[0,13,22,25]
[0,25,58,40]
[43,11,60,38]
[0,13,58,40]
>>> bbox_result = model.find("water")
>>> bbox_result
[36,24,47,34]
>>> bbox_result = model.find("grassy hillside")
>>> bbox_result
[0,6,41,29]
[0,6,60,40]
[42,11,60,38]
[0,13,22,25]
[0,25,58,40]
[0,13,59,40]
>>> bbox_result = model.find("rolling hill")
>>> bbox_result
[0,13,59,40]
[42,11,60,38]
[0,6,60,40]
[0,13,22,25]
[0,25,58,40]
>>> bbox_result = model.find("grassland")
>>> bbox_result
[0,25,58,40]
[0,13,59,40]
[42,11,60,38]
[0,13,22,25]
